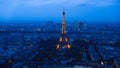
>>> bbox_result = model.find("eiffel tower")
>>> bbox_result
[56,10,71,50]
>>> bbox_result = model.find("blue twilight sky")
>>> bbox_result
[0,0,120,23]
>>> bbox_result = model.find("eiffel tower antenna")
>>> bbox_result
[56,9,71,49]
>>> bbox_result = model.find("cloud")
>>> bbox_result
[0,0,118,7]
[18,0,66,7]
[88,0,117,7]
[0,0,118,19]
[18,0,117,7]
[0,0,20,19]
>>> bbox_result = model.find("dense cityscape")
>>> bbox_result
[0,18,120,68]
[0,0,120,67]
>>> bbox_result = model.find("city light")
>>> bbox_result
[56,44,60,49]
[0,4,119,68]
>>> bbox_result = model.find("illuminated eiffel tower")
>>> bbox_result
[56,10,71,49]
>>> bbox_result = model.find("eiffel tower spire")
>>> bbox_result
[56,10,71,49]
[62,9,66,35]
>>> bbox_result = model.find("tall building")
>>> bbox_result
[56,10,71,49]
[73,20,80,31]
[79,21,87,30]
[55,10,72,63]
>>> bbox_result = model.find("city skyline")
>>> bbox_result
[0,4,120,68]
[0,0,120,23]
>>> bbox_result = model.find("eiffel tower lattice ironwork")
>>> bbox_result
[56,10,71,49]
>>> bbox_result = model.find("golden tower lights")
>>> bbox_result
[56,10,71,49]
